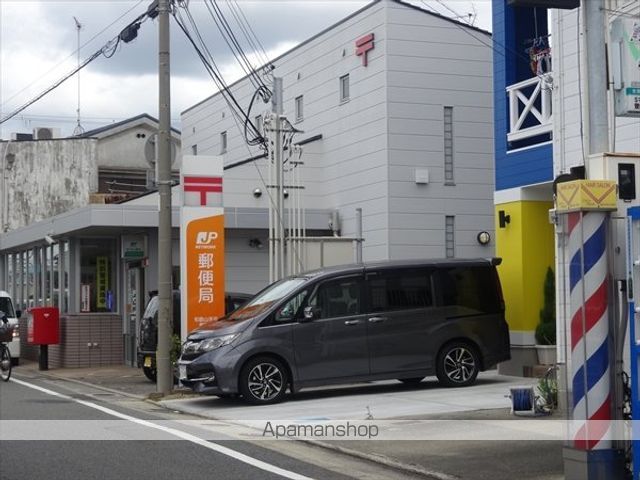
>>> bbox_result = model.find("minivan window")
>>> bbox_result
[369,270,432,312]
[275,290,308,322]
[307,278,360,319]
[229,277,308,321]
[439,267,500,314]
[0,297,15,318]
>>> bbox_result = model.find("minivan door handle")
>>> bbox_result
[344,319,362,326]
[368,316,387,323]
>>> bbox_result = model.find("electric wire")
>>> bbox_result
[419,0,551,84]
[174,3,300,265]
[205,0,268,91]
[227,0,274,82]
[174,0,268,147]
[433,0,475,26]
[0,8,152,126]
[0,0,146,110]
[172,5,264,147]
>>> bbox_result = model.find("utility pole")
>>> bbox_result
[156,0,173,395]
[583,0,609,157]
[269,77,285,281]
[72,17,84,136]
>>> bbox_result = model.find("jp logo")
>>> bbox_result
[196,232,218,245]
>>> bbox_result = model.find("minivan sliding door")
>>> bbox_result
[365,269,438,375]
[292,275,368,382]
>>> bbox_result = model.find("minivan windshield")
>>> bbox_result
[227,277,308,321]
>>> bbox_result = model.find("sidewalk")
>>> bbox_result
[14,362,564,480]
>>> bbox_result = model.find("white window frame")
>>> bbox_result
[445,216,455,258]
[254,115,263,136]
[444,106,454,185]
[339,74,350,103]
[220,131,227,154]
[295,95,304,122]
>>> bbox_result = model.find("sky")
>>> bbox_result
[0,0,492,139]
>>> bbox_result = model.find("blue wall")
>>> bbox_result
[492,0,553,191]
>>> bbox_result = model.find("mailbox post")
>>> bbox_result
[27,307,60,370]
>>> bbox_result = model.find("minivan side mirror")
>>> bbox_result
[15,310,22,319]
[302,306,321,322]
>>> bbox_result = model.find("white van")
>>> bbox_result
[0,291,21,365]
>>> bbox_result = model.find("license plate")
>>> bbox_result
[143,356,152,368]
[179,365,187,380]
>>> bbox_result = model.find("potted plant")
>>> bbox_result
[535,267,557,365]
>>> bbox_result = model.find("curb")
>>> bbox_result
[18,368,460,480]
[300,439,460,480]
[16,367,149,401]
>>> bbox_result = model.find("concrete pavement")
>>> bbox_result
[11,361,564,479]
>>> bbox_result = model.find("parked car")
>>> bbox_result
[178,258,511,405]
[0,291,21,365]
[137,290,252,382]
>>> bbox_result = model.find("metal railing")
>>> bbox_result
[506,74,553,144]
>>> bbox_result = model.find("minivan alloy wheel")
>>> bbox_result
[436,342,479,387]
[248,363,283,400]
[240,356,288,404]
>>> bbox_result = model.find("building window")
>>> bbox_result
[191,144,197,155]
[444,106,454,185]
[220,131,227,154]
[254,115,263,136]
[339,74,350,102]
[445,216,455,258]
[79,239,116,313]
[295,95,304,122]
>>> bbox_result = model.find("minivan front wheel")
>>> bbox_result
[240,357,288,405]
[436,342,479,387]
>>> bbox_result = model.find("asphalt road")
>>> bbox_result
[0,374,420,480]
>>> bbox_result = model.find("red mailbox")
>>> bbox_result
[27,307,60,345]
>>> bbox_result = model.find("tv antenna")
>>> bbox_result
[73,16,85,135]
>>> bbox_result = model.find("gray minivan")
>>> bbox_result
[178,258,511,404]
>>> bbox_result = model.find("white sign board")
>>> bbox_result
[611,18,640,117]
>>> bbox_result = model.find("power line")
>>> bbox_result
[204,0,268,92]
[173,0,267,147]
[1,0,146,110]
[0,6,154,126]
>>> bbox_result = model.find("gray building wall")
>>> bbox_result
[1,139,97,232]
[385,2,495,259]
[94,123,182,171]
[181,0,495,262]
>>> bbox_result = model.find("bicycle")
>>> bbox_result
[0,310,13,382]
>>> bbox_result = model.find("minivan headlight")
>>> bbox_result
[198,334,237,352]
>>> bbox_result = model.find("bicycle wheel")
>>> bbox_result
[0,344,12,381]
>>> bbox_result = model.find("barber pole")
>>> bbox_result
[567,211,612,449]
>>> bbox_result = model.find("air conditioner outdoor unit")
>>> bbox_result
[33,127,61,140]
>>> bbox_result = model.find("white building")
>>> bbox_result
[0,0,497,368]
[182,0,496,263]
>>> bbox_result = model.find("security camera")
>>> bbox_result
[44,235,55,245]
[253,188,262,198]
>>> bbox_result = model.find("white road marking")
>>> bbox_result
[10,377,315,480]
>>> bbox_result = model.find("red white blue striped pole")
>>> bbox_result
[567,211,612,449]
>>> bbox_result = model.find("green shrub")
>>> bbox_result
[535,321,556,345]
[170,334,182,365]
[536,267,556,345]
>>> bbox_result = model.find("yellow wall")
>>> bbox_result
[495,201,555,336]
